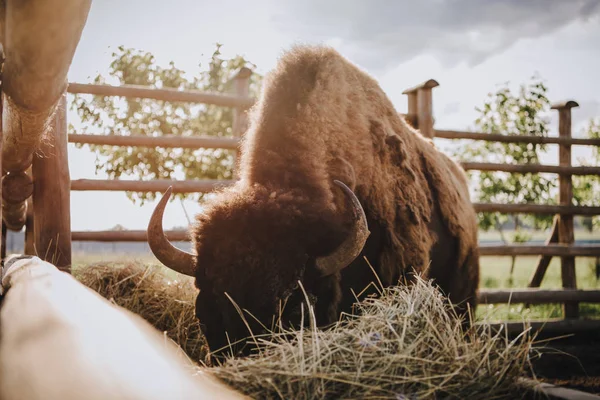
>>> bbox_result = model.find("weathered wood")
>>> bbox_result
[481,318,600,337]
[2,200,26,231]
[0,255,246,400]
[479,244,600,257]
[2,0,92,173]
[70,178,233,193]
[0,44,3,246]
[461,161,600,175]
[473,203,600,216]
[68,133,239,150]
[72,230,189,242]
[522,378,600,400]
[478,288,600,304]
[402,80,439,131]
[401,79,440,95]
[24,195,34,254]
[554,101,579,319]
[68,82,255,109]
[435,129,600,146]
[528,216,559,288]
[67,179,600,218]
[405,92,418,128]
[1,170,33,203]
[0,222,6,260]
[32,95,71,272]
[416,85,436,138]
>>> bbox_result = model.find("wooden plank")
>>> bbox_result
[434,129,600,146]
[402,80,439,130]
[1,170,33,203]
[473,203,600,216]
[0,46,4,251]
[24,196,34,254]
[32,95,72,272]
[405,92,418,128]
[67,82,255,109]
[67,178,600,217]
[2,201,26,231]
[528,216,559,288]
[520,378,600,400]
[2,0,92,173]
[72,230,189,242]
[481,318,600,337]
[68,133,240,150]
[417,85,436,138]
[0,222,6,260]
[554,101,579,319]
[0,255,246,400]
[70,178,233,193]
[401,79,440,94]
[478,288,600,304]
[479,244,600,257]
[461,162,600,176]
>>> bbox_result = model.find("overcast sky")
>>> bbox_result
[65,0,600,231]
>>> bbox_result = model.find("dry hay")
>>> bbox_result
[76,262,538,399]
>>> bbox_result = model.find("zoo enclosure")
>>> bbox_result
[3,66,600,334]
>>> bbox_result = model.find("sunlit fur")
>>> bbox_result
[190,45,480,356]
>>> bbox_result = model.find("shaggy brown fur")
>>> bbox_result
[190,45,479,356]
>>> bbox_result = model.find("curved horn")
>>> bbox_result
[147,186,196,277]
[316,180,370,276]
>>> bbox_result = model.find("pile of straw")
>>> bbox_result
[209,277,536,399]
[76,262,537,399]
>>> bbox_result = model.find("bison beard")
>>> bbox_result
[147,45,480,358]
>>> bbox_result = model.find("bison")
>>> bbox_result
[147,45,480,357]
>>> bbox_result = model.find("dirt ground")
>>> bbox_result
[527,331,600,395]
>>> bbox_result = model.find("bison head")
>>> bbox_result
[147,181,369,357]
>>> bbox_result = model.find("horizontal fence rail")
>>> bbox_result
[67,83,255,109]
[72,230,189,242]
[482,319,600,337]
[478,289,600,304]
[57,81,600,328]
[69,134,240,150]
[68,178,600,215]
[70,179,231,193]
[461,162,600,176]
[473,203,600,216]
[479,244,600,257]
[435,129,600,146]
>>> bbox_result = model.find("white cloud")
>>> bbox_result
[270,0,600,71]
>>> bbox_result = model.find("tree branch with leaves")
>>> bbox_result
[69,43,262,205]
[453,76,557,284]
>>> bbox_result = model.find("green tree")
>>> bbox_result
[69,43,262,204]
[573,118,600,231]
[454,76,557,283]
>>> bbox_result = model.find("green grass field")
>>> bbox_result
[72,252,600,322]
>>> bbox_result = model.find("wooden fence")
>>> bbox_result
[3,63,600,333]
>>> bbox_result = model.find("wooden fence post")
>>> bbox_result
[402,79,439,138]
[551,100,579,319]
[0,223,5,260]
[24,194,35,254]
[527,215,559,288]
[0,46,3,262]
[231,67,252,177]
[32,94,71,272]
